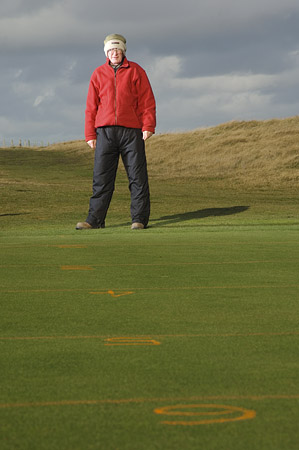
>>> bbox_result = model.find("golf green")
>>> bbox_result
[1,227,299,449]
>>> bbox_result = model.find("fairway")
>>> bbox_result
[0,137,299,449]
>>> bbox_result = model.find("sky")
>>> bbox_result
[1,0,299,144]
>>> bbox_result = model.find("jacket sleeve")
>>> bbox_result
[85,73,100,141]
[136,68,156,133]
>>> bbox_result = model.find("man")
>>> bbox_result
[76,33,156,230]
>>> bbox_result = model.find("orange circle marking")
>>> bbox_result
[154,404,256,425]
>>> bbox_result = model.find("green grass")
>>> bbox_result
[0,138,299,449]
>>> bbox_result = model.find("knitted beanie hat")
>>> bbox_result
[104,34,127,56]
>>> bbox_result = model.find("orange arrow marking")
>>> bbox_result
[89,290,134,297]
[105,337,161,346]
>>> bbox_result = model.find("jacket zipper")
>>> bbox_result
[114,70,117,125]
[112,62,125,125]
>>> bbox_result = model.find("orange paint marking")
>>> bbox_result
[0,395,298,410]
[0,331,298,341]
[105,337,161,346]
[154,404,256,425]
[56,245,87,249]
[61,265,93,271]
[89,290,134,297]
[107,290,134,298]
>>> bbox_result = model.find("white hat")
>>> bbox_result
[104,34,127,57]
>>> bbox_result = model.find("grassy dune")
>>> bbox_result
[45,115,299,187]
[146,116,299,186]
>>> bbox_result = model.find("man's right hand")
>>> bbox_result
[87,140,96,149]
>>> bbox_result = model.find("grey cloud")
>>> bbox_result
[0,0,62,19]
[1,0,299,142]
[2,0,299,52]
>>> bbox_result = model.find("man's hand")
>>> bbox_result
[87,139,96,149]
[142,131,153,141]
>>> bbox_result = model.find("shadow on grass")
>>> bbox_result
[151,206,250,227]
[0,213,31,217]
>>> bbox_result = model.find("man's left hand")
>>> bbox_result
[142,131,153,141]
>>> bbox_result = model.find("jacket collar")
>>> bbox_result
[106,57,129,68]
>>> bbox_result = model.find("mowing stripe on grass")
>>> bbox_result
[1,284,299,293]
[56,245,88,248]
[104,337,161,345]
[1,259,299,268]
[1,241,298,249]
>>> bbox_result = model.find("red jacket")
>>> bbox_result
[85,57,156,141]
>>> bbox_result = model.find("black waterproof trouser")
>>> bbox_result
[86,126,150,228]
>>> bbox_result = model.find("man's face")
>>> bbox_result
[108,48,123,65]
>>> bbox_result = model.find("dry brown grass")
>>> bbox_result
[44,116,299,188]
[145,116,299,187]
